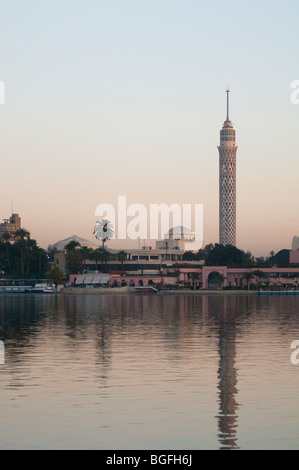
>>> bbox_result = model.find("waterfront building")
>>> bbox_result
[218,91,238,246]
[49,244,189,276]
[48,227,204,275]
[290,250,299,264]
[68,266,299,290]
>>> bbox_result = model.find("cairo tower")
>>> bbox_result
[218,90,238,246]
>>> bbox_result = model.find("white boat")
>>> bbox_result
[32,282,56,293]
[259,290,299,296]
[0,286,32,293]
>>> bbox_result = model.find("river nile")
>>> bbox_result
[0,293,298,450]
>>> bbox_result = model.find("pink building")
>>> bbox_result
[69,265,299,290]
[290,251,299,264]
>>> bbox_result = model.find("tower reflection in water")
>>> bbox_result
[203,295,240,449]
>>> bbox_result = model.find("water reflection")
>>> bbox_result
[216,298,239,450]
[0,293,299,449]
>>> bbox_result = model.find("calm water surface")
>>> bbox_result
[0,293,298,450]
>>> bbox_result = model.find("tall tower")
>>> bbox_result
[218,90,237,246]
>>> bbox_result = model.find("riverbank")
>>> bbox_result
[60,287,258,295]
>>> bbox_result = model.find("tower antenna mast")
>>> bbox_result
[226,89,230,121]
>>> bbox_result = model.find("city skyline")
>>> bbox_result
[0,1,298,257]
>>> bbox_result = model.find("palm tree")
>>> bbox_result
[14,228,30,277]
[98,248,110,273]
[80,247,93,272]
[117,250,127,274]
[64,240,81,253]
[102,249,110,273]
[253,269,264,291]
[173,269,181,288]
[94,219,114,251]
[190,272,200,290]
[244,272,255,290]
[14,228,30,241]
[90,249,102,272]
[1,231,11,276]
[218,274,226,290]
[24,238,37,276]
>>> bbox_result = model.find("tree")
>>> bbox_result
[64,240,81,253]
[90,249,102,272]
[100,249,110,273]
[14,228,30,277]
[173,269,181,288]
[268,249,290,267]
[66,251,83,274]
[253,270,264,290]
[190,272,200,289]
[244,272,255,290]
[218,273,226,290]
[117,250,127,274]
[14,228,30,241]
[1,232,11,276]
[205,244,254,268]
[46,268,64,284]
[79,247,93,271]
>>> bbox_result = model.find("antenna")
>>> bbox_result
[226,89,230,121]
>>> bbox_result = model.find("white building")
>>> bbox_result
[155,226,203,252]
[48,235,99,252]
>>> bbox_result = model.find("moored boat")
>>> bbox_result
[258,290,299,295]
[0,285,32,293]
[32,282,57,293]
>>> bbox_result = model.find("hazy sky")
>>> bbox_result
[0,0,298,256]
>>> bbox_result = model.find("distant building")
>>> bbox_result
[155,225,203,252]
[47,235,99,252]
[290,251,299,264]
[292,236,299,251]
[0,213,21,238]
[48,228,205,275]
[49,245,189,275]
[290,237,299,264]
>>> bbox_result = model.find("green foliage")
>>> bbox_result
[268,249,290,267]
[183,243,255,267]
[64,240,81,252]
[46,268,64,283]
[0,229,48,278]
[66,251,83,274]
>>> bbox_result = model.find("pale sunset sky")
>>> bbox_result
[0,0,298,257]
